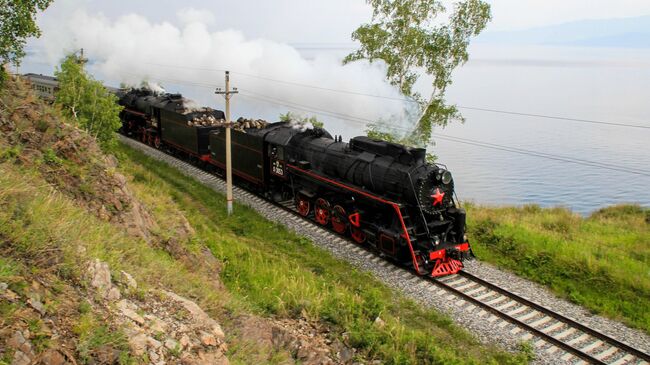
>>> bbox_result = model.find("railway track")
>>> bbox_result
[432,273,650,365]
[119,135,650,365]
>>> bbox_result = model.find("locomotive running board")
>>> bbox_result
[431,258,464,277]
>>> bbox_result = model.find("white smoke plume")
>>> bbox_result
[142,81,166,95]
[35,6,412,139]
[289,119,315,132]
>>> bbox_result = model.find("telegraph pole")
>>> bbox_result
[215,71,238,215]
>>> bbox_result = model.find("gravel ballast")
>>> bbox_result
[120,136,650,364]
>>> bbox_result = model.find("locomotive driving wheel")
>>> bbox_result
[331,205,347,234]
[296,195,310,217]
[314,198,331,225]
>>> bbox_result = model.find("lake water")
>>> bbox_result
[436,45,650,215]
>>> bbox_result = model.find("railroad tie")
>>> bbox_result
[580,340,604,353]
[610,354,635,365]
[528,316,553,328]
[515,310,539,322]
[540,321,564,334]
[592,346,619,361]
[566,333,590,346]
[505,305,528,317]
[553,327,577,340]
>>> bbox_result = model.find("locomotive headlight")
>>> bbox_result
[441,170,453,185]
[433,236,441,246]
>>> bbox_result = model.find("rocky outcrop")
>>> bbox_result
[0,78,158,241]
[86,259,229,365]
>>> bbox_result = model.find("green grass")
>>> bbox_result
[467,203,650,333]
[74,313,134,364]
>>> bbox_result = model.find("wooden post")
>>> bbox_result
[215,71,238,215]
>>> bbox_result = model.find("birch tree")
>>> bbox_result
[55,53,123,149]
[344,0,491,146]
[0,0,53,86]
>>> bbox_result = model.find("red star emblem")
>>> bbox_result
[431,188,445,206]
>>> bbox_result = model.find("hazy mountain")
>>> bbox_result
[477,15,650,48]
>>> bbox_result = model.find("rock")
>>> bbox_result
[40,349,66,365]
[164,338,179,350]
[117,299,145,325]
[12,350,31,365]
[7,330,27,349]
[179,334,191,349]
[0,282,7,291]
[339,345,354,363]
[128,333,149,356]
[145,315,168,333]
[211,324,225,339]
[194,350,230,365]
[199,331,217,346]
[2,288,18,301]
[149,350,160,363]
[333,339,354,363]
[147,336,162,349]
[7,330,33,356]
[87,259,112,297]
[107,287,121,301]
[27,298,46,315]
[373,316,385,329]
[162,290,224,339]
[93,345,119,365]
[119,270,137,289]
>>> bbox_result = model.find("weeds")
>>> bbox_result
[74,313,132,364]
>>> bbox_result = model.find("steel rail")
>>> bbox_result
[430,276,607,364]
[457,271,650,363]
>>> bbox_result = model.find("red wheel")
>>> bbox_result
[331,205,347,234]
[351,227,366,244]
[296,195,310,217]
[314,198,331,225]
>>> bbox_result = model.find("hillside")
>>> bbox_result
[0,77,529,364]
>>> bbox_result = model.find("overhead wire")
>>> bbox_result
[117,67,650,177]
[239,91,650,177]
[144,62,650,130]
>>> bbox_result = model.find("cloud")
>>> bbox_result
[35,7,412,138]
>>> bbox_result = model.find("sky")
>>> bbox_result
[32,0,650,44]
[22,0,650,133]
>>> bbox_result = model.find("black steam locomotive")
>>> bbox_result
[119,88,471,277]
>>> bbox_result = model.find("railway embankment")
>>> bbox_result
[0,78,529,363]
[466,204,650,334]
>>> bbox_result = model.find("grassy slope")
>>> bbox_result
[115,144,531,364]
[467,203,650,333]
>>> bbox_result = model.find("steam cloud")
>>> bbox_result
[35,5,413,138]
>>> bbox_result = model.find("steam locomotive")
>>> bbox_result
[117,87,471,277]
